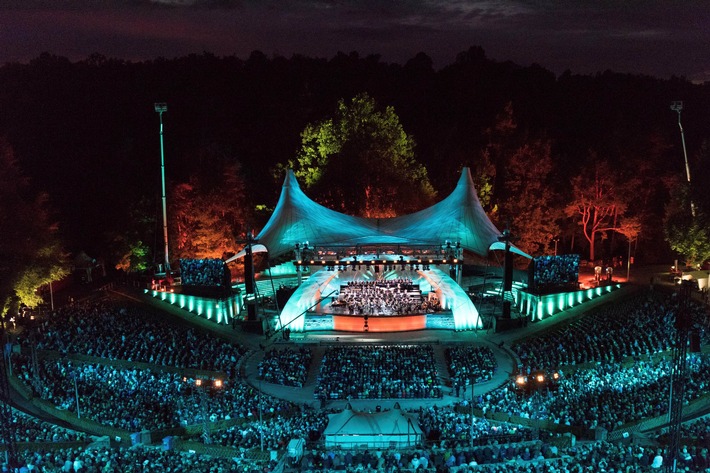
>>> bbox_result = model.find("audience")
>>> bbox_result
[315,345,442,400]
[473,353,710,432]
[4,401,87,443]
[8,445,270,473]
[7,286,710,473]
[18,299,247,378]
[13,356,302,432]
[447,346,497,396]
[179,258,230,287]
[417,405,534,447]
[513,292,709,371]
[258,347,312,387]
[208,406,330,451]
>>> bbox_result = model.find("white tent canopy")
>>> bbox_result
[227,167,530,263]
[324,403,423,449]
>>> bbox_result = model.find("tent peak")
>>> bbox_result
[283,169,300,189]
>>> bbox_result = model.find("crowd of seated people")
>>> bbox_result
[6,401,88,443]
[656,415,710,446]
[531,255,579,293]
[447,346,497,395]
[8,438,710,473]
[258,347,312,387]
[13,356,300,433]
[19,299,247,378]
[473,353,710,432]
[179,258,229,287]
[330,278,441,316]
[206,405,330,451]
[8,285,710,473]
[512,292,709,371]
[290,440,698,473]
[8,444,272,473]
[315,345,442,400]
[417,405,534,447]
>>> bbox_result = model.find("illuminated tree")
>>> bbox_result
[286,92,436,217]
[110,196,155,273]
[664,179,710,266]
[565,157,630,262]
[501,139,562,256]
[169,161,250,260]
[477,102,517,216]
[0,139,68,317]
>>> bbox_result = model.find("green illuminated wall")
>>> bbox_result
[518,284,622,321]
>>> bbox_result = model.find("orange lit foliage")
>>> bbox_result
[0,139,68,314]
[169,162,250,261]
[482,103,561,256]
[566,157,629,262]
[502,139,562,256]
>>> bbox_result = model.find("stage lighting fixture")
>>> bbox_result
[515,375,527,386]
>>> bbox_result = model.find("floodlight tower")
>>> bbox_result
[671,101,694,217]
[155,103,170,272]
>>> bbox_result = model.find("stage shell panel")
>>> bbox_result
[279,267,481,332]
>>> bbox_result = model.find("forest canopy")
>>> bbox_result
[0,48,708,270]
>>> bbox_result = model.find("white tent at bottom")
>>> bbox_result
[324,403,423,449]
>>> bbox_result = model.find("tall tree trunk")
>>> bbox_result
[589,231,596,262]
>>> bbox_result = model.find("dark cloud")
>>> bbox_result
[1,1,709,80]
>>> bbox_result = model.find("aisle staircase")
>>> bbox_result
[432,344,451,393]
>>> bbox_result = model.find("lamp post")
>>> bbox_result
[71,371,81,419]
[671,101,694,217]
[626,238,632,282]
[469,375,475,448]
[154,103,170,272]
[553,238,559,256]
[49,280,54,311]
[259,378,264,451]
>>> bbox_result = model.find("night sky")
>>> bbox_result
[2,1,710,82]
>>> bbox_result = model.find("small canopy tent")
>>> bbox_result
[324,403,423,449]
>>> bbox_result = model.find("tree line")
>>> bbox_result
[1,47,710,310]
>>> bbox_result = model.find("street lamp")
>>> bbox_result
[70,370,81,419]
[671,101,694,217]
[154,103,170,272]
[469,375,475,448]
[258,378,264,451]
[553,238,559,256]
